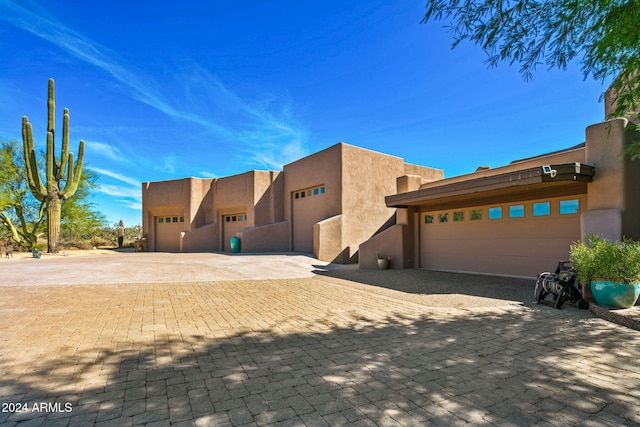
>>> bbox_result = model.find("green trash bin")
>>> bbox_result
[230,236,240,253]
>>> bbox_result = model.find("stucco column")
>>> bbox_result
[582,118,628,241]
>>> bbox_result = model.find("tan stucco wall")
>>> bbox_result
[143,170,288,253]
[254,172,284,225]
[142,178,196,251]
[404,162,443,183]
[284,144,343,255]
[359,224,406,269]
[583,118,640,240]
[340,144,405,262]
[283,142,442,262]
[314,215,343,262]
[237,221,289,252]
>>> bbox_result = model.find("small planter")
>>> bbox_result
[377,258,390,270]
[590,281,640,309]
[230,236,241,253]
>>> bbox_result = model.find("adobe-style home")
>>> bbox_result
[141,99,640,278]
[141,143,442,262]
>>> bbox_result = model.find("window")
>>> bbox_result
[172,217,178,222]
[470,209,482,220]
[533,202,550,216]
[165,217,171,223]
[225,216,230,222]
[453,211,464,222]
[294,185,325,200]
[488,207,502,219]
[509,205,525,218]
[158,217,164,223]
[425,214,434,224]
[438,213,449,223]
[560,199,579,214]
[180,217,184,222]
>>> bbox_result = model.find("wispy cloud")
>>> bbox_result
[0,1,227,135]
[198,171,218,179]
[91,167,141,188]
[153,156,176,174]
[123,201,142,210]
[96,184,140,200]
[0,0,310,171]
[89,166,141,210]
[84,141,123,162]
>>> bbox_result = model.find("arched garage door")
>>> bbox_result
[419,196,584,277]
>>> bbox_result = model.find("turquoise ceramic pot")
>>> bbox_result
[590,281,640,309]
[230,236,240,253]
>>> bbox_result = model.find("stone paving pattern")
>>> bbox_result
[1,254,640,426]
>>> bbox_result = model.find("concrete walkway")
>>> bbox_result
[0,252,639,426]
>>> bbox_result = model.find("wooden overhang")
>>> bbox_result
[386,163,595,211]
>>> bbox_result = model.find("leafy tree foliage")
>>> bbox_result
[0,139,106,249]
[0,139,45,248]
[59,167,107,243]
[422,0,640,155]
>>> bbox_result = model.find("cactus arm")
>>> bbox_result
[47,78,55,138]
[57,108,70,180]
[60,140,84,199]
[22,117,47,201]
[46,131,55,197]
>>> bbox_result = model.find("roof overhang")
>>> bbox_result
[386,163,595,211]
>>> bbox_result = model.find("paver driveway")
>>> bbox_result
[0,252,639,426]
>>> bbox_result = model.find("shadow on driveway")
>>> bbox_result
[313,266,537,306]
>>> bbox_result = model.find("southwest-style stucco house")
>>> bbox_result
[141,143,442,262]
[141,100,640,278]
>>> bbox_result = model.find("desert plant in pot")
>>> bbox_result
[570,235,640,309]
[377,254,390,270]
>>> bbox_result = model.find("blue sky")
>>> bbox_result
[0,0,609,227]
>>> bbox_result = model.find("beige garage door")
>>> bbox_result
[155,215,185,252]
[419,196,584,277]
[292,185,327,253]
[223,213,247,252]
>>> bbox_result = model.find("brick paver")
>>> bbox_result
[1,256,640,426]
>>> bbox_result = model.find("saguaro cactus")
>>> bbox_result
[22,78,85,253]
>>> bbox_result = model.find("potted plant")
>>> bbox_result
[570,235,640,308]
[377,254,391,270]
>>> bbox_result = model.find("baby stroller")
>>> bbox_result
[535,261,589,309]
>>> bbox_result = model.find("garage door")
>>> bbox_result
[155,215,185,252]
[292,185,327,253]
[419,196,584,277]
[223,213,247,252]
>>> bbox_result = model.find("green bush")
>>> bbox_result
[32,242,47,251]
[571,235,640,284]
